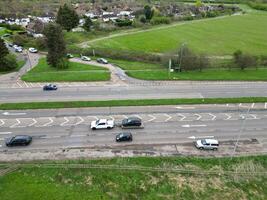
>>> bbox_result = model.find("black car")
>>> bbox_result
[6,135,32,147]
[43,84,57,91]
[122,117,142,127]
[97,58,108,64]
[116,132,132,142]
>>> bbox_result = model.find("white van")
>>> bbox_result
[195,139,219,150]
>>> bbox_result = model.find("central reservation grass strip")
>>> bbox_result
[21,58,110,82]
[0,97,267,110]
[0,156,266,200]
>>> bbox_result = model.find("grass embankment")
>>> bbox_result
[21,58,110,82]
[92,8,267,55]
[0,97,267,110]
[0,156,266,199]
[111,59,267,81]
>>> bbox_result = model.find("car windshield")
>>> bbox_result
[201,139,207,145]
[96,120,100,125]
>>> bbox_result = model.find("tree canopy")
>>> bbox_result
[56,4,79,32]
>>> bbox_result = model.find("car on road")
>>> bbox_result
[5,135,32,147]
[14,45,23,53]
[91,119,114,130]
[97,58,108,64]
[116,132,132,142]
[43,83,57,91]
[195,139,219,150]
[121,117,142,128]
[29,47,38,53]
[81,56,91,61]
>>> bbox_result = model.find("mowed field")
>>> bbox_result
[91,9,267,56]
[0,156,266,200]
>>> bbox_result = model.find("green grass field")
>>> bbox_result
[91,9,267,56]
[126,68,267,81]
[0,156,266,200]
[21,58,110,82]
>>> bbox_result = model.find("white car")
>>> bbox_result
[81,56,91,61]
[14,45,23,53]
[29,47,38,53]
[91,119,114,130]
[195,139,219,150]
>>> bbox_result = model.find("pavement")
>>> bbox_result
[0,103,267,161]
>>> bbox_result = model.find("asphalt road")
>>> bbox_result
[1,81,267,103]
[1,104,267,152]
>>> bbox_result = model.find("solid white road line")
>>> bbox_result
[182,124,207,128]
[251,103,255,108]
[265,103,267,109]
[0,132,12,135]
[176,106,195,109]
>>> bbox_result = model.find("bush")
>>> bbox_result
[150,16,171,25]
[248,2,267,11]
[0,23,24,31]
[0,54,18,71]
[57,58,69,69]
[116,19,133,27]
[206,11,219,18]
[233,50,257,70]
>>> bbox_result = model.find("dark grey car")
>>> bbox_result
[122,117,142,127]
[6,135,32,147]
[116,132,132,142]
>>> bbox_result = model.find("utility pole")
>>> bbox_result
[178,43,186,72]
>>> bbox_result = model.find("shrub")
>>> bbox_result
[57,58,69,69]
[233,50,257,70]
[150,16,171,25]
[116,19,133,27]
[0,54,18,71]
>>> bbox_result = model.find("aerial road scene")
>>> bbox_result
[0,0,267,199]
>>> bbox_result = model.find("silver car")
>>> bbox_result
[195,139,219,150]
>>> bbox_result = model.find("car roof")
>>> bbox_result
[14,135,31,139]
[98,119,107,123]
[203,139,218,144]
[127,117,141,121]
[119,132,132,136]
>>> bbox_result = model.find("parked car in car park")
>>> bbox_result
[97,58,108,64]
[91,119,114,130]
[43,83,57,91]
[81,56,91,61]
[195,139,219,150]
[29,47,38,53]
[5,135,32,147]
[14,45,23,52]
[66,53,74,58]
[116,132,132,142]
[121,117,143,129]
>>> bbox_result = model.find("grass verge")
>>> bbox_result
[0,156,266,200]
[21,58,110,82]
[0,97,267,110]
[126,68,267,81]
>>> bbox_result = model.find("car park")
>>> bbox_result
[116,132,132,142]
[97,58,108,64]
[195,139,219,150]
[8,43,13,47]
[121,117,143,129]
[43,83,57,91]
[14,46,23,53]
[5,135,32,147]
[91,119,114,130]
[29,47,38,53]
[81,56,91,61]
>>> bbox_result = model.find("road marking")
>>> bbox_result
[182,124,207,128]
[176,106,195,109]
[265,103,267,109]
[40,135,62,139]
[17,81,22,88]
[2,112,26,116]
[177,114,186,121]
[108,116,115,121]
[208,113,216,121]
[194,114,202,121]
[0,132,12,135]
[147,114,156,122]
[61,117,70,126]
[251,103,255,108]
[188,135,214,139]
[10,119,21,128]
[70,135,87,138]
[164,114,172,122]
[28,118,37,127]
[93,116,99,120]
[123,115,128,119]
[0,119,4,127]
[24,81,29,88]
[75,116,84,125]
[35,117,54,127]
[224,113,232,120]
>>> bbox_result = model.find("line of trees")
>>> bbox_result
[0,38,18,72]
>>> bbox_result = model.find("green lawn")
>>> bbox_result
[126,68,267,81]
[0,156,266,200]
[21,58,110,82]
[111,59,165,70]
[91,8,267,56]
